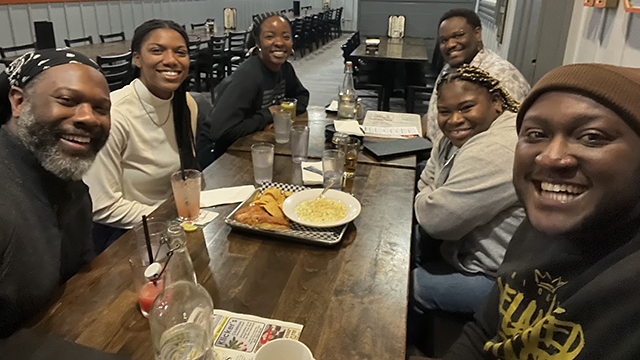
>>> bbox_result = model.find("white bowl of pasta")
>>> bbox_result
[282,189,361,228]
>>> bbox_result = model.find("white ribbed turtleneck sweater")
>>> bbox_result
[84,79,198,228]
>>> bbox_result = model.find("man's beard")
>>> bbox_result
[14,102,99,181]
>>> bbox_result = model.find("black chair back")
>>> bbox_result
[99,32,125,43]
[0,42,37,59]
[64,35,93,48]
[191,22,206,30]
[96,51,133,92]
[227,31,248,55]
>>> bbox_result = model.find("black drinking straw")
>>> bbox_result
[142,215,154,264]
[180,163,186,181]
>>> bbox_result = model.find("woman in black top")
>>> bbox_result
[197,14,310,167]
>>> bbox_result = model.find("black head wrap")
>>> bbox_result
[0,48,101,124]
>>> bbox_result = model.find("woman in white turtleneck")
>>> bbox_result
[84,19,199,252]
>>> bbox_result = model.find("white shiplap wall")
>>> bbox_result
[475,0,518,59]
[0,0,300,49]
[563,1,640,67]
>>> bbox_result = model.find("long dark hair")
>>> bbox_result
[130,19,199,170]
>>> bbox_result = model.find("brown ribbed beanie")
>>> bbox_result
[516,63,640,135]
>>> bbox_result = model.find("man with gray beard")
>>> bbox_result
[0,49,111,342]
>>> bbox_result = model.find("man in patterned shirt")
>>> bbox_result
[423,8,530,141]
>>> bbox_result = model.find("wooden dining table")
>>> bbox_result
[228,106,418,169]
[26,150,414,360]
[351,37,430,111]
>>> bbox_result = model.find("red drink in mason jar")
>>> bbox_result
[138,280,163,317]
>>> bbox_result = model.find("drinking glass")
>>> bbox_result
[170,169,202,223]
[290,125,309,164]
[255,339,314,360]
[129,219,169,317]
[280,98,297,122]
[342,137,361,178]
[251,143,275,185]
[273,111,292,144]
[322,149,345,190]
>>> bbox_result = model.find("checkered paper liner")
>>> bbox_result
[224,182,348,246]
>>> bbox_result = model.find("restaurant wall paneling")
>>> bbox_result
[357,0,475,39]
[563,0,640,67]
[0,0,300,51]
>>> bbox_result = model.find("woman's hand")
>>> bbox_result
[268,105,281,115]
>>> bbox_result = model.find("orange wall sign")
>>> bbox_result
[624,0,640,12]
[595,0,619,7]
[584,0,594,5]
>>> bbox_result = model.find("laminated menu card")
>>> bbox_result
[362,110,422,139]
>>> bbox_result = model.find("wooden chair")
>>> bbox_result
[96,51,132,92]
[0,42,36,66]
[292,18,305,59]
[330,7,343,38]
[64,35,93,48]
[405,45,444,113]
[226,31,248,75]
[99,31,125,43]
[187,39,203,91]
[194,35,227,99]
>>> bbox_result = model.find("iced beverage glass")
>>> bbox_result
[170,169,202,223]
[251,143,275,185]
[322,149,345,190]
[273,111,291,144]
[280,98,297,122]
[290,125,309,164]
[130,219,169,317]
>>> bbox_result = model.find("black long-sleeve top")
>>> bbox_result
[0,126,94,338]
[444,218,640,360]
[196,55,310,167]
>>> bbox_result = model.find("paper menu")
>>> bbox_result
[362,111,422,139]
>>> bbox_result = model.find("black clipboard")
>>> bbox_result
[364,137,432,158]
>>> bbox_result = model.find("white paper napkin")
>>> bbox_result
[200,185,255,208]
[301,161,323,185]
[326,100,339,112]
[334,120,365,136]
[194,210,219,226]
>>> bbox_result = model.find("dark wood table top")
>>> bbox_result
[28,151,414,360]
[351,36,430,63]
[228,106,417,169]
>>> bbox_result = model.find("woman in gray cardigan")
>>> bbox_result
[412,65,526,316]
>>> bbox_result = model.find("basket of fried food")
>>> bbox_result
[233,187,293,230]
[225,183,348,246]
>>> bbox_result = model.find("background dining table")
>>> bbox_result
[25,150,415,360]
[350,36,430,111]
[228,106,418,169]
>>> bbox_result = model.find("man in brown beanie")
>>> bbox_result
[441,63,640,360]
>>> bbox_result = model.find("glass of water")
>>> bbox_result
[290,125,309,164]
[322,149,345,190]
[251,143,274,185]
[273,110,291,144]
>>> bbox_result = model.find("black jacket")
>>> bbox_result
[444,219,640,359]
[0,126,94,338]
[196,55,309,167]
